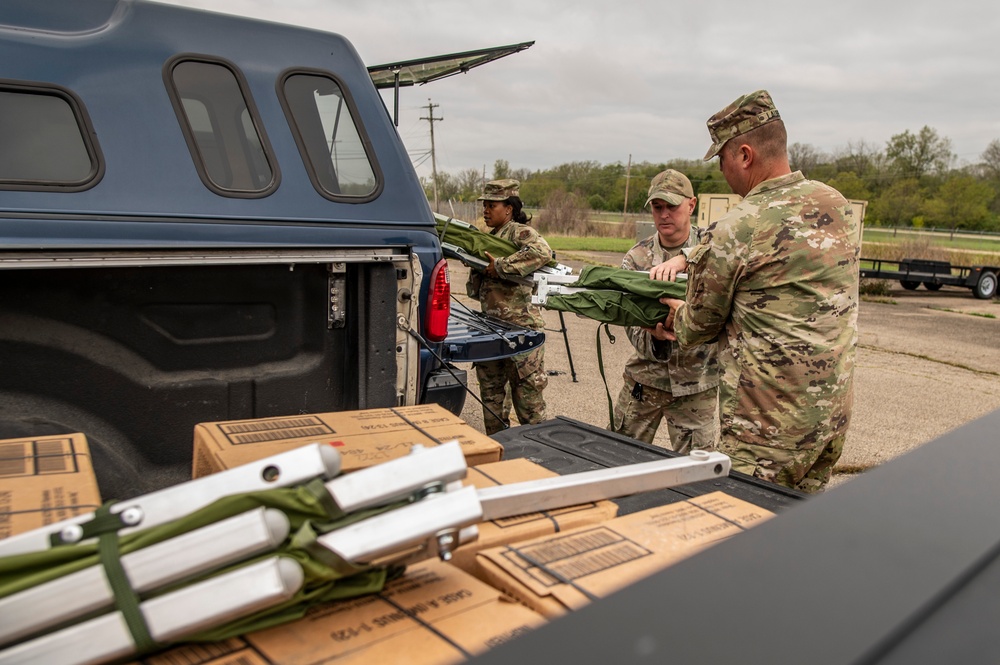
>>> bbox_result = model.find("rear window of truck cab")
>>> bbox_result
[0,82,104,191]
[278,70,382,201]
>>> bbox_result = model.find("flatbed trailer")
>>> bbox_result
[860,257,999,299]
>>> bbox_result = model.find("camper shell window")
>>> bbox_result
[0,81,103,191]
[278,70,382,202]
[164,56,279,198]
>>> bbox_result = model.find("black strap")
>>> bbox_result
[506,545,599,602]
[379,590,472,659]
[391,407,444,445]
[691,502,749,532]
[473,466,561,531]
[595,324,617,428]
[405,326,508,430]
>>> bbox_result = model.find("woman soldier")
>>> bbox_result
[467,179,553,434]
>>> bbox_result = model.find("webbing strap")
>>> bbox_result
[595,324,617,427]
[438,216,454,242]
[80,502,157,653]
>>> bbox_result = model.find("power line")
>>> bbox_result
[419,99,443,210]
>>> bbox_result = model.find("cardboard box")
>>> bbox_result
[135,559,545,665]
[476,491,774,618]
[0,433,102,540]
[192,404,502,478]
[450,458,619,577]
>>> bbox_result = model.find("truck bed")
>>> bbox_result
[493,417,804,515]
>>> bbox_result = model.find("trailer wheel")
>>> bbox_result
[923,282,942,291]
[973,271,998,300]
[900,280,920,290]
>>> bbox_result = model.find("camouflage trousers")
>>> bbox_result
[475,346,547,435]
[611,377,719,454]
[719,433,845,494]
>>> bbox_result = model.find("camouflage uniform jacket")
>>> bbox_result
[622,231,719,397]
[674,171,860,452]
[466,220,551,330]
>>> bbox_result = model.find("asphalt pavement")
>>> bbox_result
[454,255,1000,490]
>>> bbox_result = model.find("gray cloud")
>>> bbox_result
[160,0,1000,177]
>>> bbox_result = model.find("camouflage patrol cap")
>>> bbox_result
[478,178,520,201]
[644,169,695,207]
[703,89,781,160]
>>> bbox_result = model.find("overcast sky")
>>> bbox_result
[160,0,1000,181]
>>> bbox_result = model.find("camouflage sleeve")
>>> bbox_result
[626,325,670,361]
[674,233,742,348]
[494,226,553,278]
[622,244,668,361]
[466,269,482,299]
[621,250,638,272]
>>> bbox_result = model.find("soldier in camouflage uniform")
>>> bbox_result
[612,170,719,453]
[659,90,861,493]
[467,179,552,435]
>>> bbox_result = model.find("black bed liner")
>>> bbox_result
[491,416,805,515]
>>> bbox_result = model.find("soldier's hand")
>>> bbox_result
[649,254,687,281]
[645,322,673,341]
[660,297,683,341]
[484,251,499,278]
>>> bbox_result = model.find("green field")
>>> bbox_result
[546,227,1000,266]
[864,228,1000,254]
[547,236,635,253]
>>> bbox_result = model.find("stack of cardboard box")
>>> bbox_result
[1,405,776,665]
[0,432,102,540]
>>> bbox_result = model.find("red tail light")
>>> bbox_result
[425,258,451,342]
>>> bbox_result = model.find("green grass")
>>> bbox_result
[864,228,1000,254]
[547,236,636,253]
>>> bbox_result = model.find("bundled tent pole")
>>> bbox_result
[0,441,731,664]
[0,443,341,558]
[319,448,731,564]
[0,444,468,650]
[0,507,290,645]
[322,441,468,512]
[0,557,303,665]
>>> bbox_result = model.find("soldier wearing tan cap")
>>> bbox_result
[657,90,861,493]
[467,179,552,434]
[611,170,719,453]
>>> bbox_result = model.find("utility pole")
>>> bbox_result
[621,153,632,223]
[420,99,443,211]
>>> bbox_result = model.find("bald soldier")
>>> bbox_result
[657,90,861,492]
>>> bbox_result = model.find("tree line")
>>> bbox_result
[423,127,1000,233]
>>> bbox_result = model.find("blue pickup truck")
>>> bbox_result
[0,0,541,499]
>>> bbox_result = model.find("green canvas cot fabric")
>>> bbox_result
[433,215,688,328]
[543,266,688,328]
[435,214,559,269]
[544,290,674,328]
[569,265,688,301]
[0,478,402,650]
